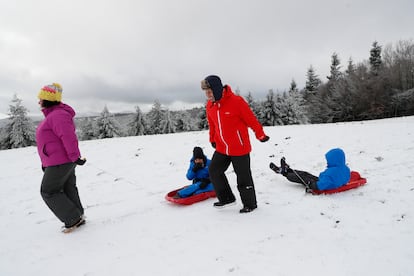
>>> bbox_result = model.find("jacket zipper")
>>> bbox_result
[216,104,229,155]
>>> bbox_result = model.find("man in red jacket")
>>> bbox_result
[201,75,269,213]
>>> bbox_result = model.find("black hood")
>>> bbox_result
[204,75,223,101]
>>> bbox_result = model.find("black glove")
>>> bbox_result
[211,142,216,149]
[199,178,211,189]
[260,135,270,142]
[75,157,87,166]
[192,162,203,172]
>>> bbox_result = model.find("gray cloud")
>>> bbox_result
[0,0,413,115]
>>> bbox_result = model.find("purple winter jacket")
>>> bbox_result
[36,103,81,167]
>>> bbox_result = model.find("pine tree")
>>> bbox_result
[0,94,35,149]
[128,106,146,136]
[329,77,356,122]
[258,90,282,126]
[391,40,414,90]
[78,118,96,140]
[327,52,342,82]
[161,109,175,134]
[324,53,344,122]
[304,65,321,100]
[289,79,298,93]
[145,100,164,135]
[245,91,260,118]
[369,41,382,76]
[345,58,356,76]
[336,58,360,121]
[365,41,391,118]
[309,84,336,123]
[245,92,255,108]
[282,80,308,124]
[391,89,414,116]
[175,111,193,132]
[303,65,323,123]
[197,107,208,130]
[95,106,123,139]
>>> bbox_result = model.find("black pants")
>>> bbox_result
[209,152,257,208]
[40,162,84,227]
[284,169,319,190]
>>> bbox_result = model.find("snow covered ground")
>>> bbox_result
[1,116,413,276]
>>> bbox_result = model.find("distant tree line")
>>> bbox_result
[1,39,413,150]
[302,40,414,123]
[73,100,208,141]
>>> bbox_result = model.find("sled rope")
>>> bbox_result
[292,169,313,193]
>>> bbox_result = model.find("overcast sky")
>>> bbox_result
[0,0,413,116]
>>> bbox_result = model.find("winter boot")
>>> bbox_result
[280,157,290,176]
[213,199,236,209]
[239,205,257,213]
[269,162,281,173]
[61,217,86,233]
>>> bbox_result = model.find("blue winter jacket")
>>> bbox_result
[177,156,214,198]
[316,148,351,190]
[186,157,211,182]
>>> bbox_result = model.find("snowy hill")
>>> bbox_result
[1,116,413,276]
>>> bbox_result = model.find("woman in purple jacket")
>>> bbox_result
[36,83,86,232]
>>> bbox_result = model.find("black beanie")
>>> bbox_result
[204,75,223,101]
[193,147,204,159]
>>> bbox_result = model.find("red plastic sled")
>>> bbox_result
[312,171,367,195]
[165,187,216,205]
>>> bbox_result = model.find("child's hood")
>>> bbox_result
[325,148,346,167]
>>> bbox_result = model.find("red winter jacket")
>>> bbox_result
[206,85,266,156]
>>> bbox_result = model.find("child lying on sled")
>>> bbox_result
[270,148,351,192]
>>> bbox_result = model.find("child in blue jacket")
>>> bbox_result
[175,147,215,198]
[270,148,351,191]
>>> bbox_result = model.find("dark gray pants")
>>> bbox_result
[41,162,84,227]
[285,169,319,190]
[209,152,257,208]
